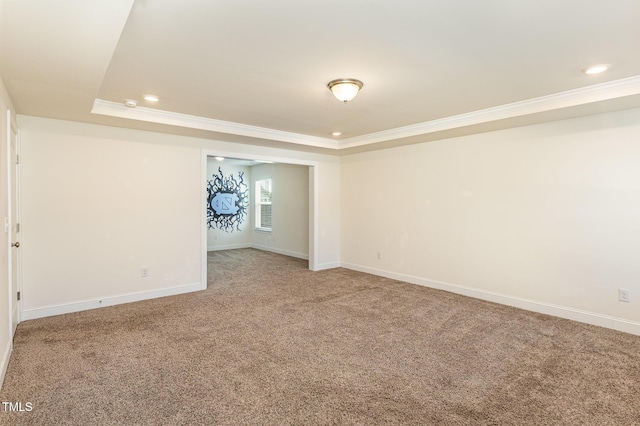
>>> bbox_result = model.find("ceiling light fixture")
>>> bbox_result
[328,78,363,103]
[332,131,342,137]
[582,64,610,75]
[214,156,225,162]
[143,94,159,102]
[124,99,137,108]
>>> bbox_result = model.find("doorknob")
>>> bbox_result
[11,242,19,248]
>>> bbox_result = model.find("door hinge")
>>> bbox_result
[16,154,19,165]
[16,223,20,233]
[17,291,20,301]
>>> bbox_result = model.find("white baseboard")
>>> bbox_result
[21,282,203,321]
[207,243,252,251]
[0,338,11,390]
[251,244,309,260]
[315,261,341,271]
[341,262,640,336]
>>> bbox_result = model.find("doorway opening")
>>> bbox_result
[200,150,318,291]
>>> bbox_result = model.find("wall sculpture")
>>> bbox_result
[206,167,249,232]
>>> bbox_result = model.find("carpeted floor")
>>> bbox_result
[1,248,639,425]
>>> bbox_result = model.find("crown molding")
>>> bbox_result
[339,75,640,149]
[92,75,640,151]
[91,99,340,150]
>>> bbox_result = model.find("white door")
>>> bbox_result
[9,120,20,334]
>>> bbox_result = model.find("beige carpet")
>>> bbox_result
[1,248,639,425]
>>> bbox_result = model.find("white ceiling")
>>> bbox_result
[2,0,640,154]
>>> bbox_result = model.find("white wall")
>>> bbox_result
[341,107,640,335]
[17,116,341,320]
[19,117,204,319]
[316,160,340,268]
[206,158,252,250]
[0,75,16,386]
[252,163,309,259]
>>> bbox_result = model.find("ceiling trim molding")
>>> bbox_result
[91,99,340,150]
[93,75,640,150]
[339,75,640,149]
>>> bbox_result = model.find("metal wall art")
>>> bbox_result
[207,167,249,232]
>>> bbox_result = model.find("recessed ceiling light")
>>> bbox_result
[214,156,225,162]
[332,131,342,137]
[143,94,159,102]
[582,64,610,75]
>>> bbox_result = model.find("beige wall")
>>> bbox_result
[341,107,640,334]
[17,116,341,320]
[252,163,310,259]
[19,117,203,317]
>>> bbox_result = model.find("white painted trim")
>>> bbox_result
[207,243,252,252]
[5,109,12,342]
[0,339,11,389]
[92,99,339,150]
[93,75,640,150]
[316,261,341,271]
[6,110,21,337]
[340,75,640,149]
[251,244,308,260]
[200,154,208,291]
[21,282,202,321]
[309,165,319,271]
[13,126,21,328]
[341,262,640,336]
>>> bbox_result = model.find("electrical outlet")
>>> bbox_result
[618,288,630,303]
[141,267,149,278]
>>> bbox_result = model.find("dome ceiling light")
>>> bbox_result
[328,78,363,103]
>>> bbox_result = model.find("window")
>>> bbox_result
[255,178,272,231]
